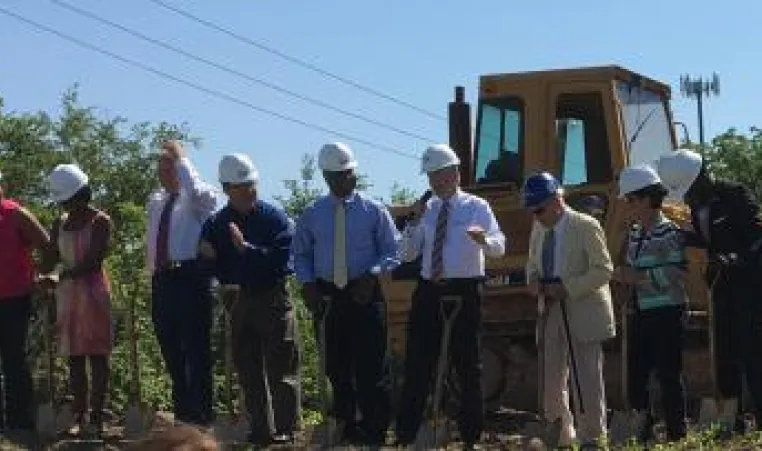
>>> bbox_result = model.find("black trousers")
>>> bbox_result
[712,264,762,423]
[232,282,300,441]
[396,279,484,444]
[627,305,686,440]
[0,295,33,429]
[151,263,213,425]
[316,277,391,444]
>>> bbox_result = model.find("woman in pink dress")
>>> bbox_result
[42,164,113,434]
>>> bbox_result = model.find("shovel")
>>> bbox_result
[124,290,155,440]
[697,269,738,431]
[415,294,462,449]
[36,289,57,440]
[310,295,341,448]
[211,284,249,443]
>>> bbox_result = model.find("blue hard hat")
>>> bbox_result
[522,172,561,208]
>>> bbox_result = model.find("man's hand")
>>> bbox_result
[408,197,428,225]
[229,223,246,253]
[301,283,322,315]
[36,274,58,295]
[198,240,217,260]
[526,281,540,297]
[161,140,186,161]
[612,266,642,285]
[351,273,378,305]
[543,282,568,300]
[466,225,487,245]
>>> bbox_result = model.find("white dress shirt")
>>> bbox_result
[146,157,218,273]
[400,188,506,279]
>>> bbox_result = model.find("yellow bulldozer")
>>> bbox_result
[381,65,712,414]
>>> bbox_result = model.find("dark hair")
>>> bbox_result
[628,183,668,209]
[63,185,92,205]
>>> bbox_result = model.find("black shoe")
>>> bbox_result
[271,433,294,444]
[342,422,367,444]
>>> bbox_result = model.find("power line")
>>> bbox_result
[0,6,419,161]
[51,0,436,145]
[147,0,448,122]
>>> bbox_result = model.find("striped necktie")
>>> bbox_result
[431,201,450,280]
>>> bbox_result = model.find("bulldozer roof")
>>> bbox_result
[479,65,671,98]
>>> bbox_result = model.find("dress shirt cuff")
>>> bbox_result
[244,242,269,256]
[481,235,506,257]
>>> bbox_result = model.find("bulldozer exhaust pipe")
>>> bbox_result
[448,86,474,186]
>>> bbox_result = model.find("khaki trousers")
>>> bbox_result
[541,301,607,446]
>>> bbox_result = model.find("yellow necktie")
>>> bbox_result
[334,202,348,289]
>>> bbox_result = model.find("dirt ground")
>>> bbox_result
[0,407,546,450]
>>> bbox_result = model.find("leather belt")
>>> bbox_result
[155,259,196,274]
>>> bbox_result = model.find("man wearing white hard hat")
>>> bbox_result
[658,148,762,429]
[613,164,688,441]
[199,153,299,446]
[395,144,505,449]
[41,163,114,433]
[146,141,218,426]
[0,169,51,431]
[293,142,399,446]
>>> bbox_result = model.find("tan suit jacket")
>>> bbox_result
[527,208,616,343]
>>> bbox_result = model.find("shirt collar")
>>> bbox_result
[437,188,463,208]
[331,191,358,205]
[546,206,571,233]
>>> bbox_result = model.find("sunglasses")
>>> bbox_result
[532,205,547,216]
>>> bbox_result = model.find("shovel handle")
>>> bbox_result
[219,284,240,416]
[430,295,462,420]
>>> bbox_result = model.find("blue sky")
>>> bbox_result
[0,0,757,204]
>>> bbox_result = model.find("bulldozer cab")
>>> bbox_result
[467,66,677,263]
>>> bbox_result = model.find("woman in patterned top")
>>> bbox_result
[613,164,689,441]
[41,164,113,436]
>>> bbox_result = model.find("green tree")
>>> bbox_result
[700,127,762,201]
[389,181,418,205]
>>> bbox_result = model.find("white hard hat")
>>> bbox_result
[318,142,357,172]
[618,164,662,197]
[219,153,258,185]
[48,164,89,203]
[656,148,703,201]
[420,144,460,174]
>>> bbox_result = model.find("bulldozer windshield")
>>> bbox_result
[616,81,675,167]
[474,96,524,187]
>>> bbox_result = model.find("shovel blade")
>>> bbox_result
[521,418,561,449]
[699,398,738,430]
[36,403,57,439]
[124,404,155,440]
[609,410,645,446]
[309,417,342,447]
[415,420,451,449]
[211,415,250,444]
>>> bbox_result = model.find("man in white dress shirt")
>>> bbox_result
[146,140,218,425]
[394,144,506,449]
